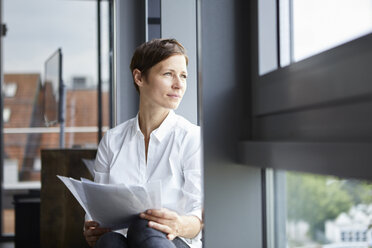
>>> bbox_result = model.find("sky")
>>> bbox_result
[293,0,372,61]
[3,0,109,87]
[4,0,372,82]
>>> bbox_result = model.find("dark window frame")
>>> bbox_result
[240,0,372,181]
[240,0,372,247]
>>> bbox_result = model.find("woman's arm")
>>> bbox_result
[139,208,202,240]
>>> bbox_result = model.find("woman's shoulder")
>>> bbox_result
[173,114,200,139]
[103,116,137,142]
[173,114,201,159]
[174,114,199,130]
[108,117,137,134]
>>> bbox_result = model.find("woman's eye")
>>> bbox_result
[181,74,187,79]
[164,72,172,76]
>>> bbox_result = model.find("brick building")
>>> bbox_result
[3,73,108,182]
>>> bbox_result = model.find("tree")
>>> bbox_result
[287,172,353,240]
[341,179,372,206]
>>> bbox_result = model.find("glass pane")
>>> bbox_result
[280,170,372,248]
[292,0,372,61]
[148,0,161,40]
[3,0,109,235]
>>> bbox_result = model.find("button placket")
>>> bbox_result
[145,134,154,183]
[138,133,146,184]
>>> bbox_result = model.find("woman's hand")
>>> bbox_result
[83,221,111,247]
[139,208,202,240]
[139,208,182,240]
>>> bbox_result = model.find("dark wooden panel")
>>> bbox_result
[41,149,96,248]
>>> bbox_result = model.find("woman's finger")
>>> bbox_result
[146,209,166,218]
[90,228,110,236]
[148,221,172,234]
[84,228,109,240]
[145,208,176,220]
[85,221,99,229]
[140,213,166,224]
[167,233,176,240]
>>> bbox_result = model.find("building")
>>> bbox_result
[3,73,108,183]
[325,205,372,248]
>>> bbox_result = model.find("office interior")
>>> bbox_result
[1,0,372,247]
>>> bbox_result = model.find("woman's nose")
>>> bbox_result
[172,76,184,89]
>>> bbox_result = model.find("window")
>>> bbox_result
[3,108,10,123]
[33,158,41,171]
[276,171,372,247]
[278,0,372,67]
[356,231,360,241]
[341,232,346,241]
[2,0,111,235]
[147,0,161,40]
[242,0,372,248]
[291,0,372,62]
[363,231,367,241]
[3,83,17,97]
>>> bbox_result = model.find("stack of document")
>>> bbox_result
[57,176,162,230]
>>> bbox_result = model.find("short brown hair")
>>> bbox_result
[130,38,188,92]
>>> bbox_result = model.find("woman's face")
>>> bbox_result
[137,54,188,110]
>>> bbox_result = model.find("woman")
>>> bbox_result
[83,38,203,248]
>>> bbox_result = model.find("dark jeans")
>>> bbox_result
[94,218,190,248]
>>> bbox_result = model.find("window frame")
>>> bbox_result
[240,0,372,247]
[255,33,372,116]
[241,0,372,180]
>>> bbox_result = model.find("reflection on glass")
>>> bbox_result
[286,171,372,248]
[43,50,61,125]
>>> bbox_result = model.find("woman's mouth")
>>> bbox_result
[167,94,181,98]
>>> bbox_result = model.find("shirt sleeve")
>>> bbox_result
[94,130,111,184]
[181,126,203,244]
[181,126,203,221]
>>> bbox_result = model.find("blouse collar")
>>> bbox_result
[132,110,176,143]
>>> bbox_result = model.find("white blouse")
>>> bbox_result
[93,110,203,248]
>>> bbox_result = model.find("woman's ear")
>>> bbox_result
[133,69,143,88]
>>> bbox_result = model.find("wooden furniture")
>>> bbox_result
[41,149,96,248]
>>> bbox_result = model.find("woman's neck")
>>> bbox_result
[138,104,170,139]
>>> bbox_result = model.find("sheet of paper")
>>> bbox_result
[80,177,93,183]
[57,176,92,219]
[69,177,93,219]
[57,175,162,230]
[82,182,136,229]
